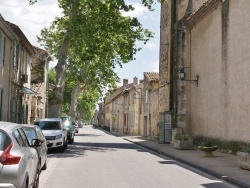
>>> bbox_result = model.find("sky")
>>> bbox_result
[0,0,160,85]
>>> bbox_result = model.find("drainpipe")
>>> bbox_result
[171,0,177,128]
[8,39,20,122]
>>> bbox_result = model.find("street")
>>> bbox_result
[39,126,238,188]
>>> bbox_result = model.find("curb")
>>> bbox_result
[123,138,249,188]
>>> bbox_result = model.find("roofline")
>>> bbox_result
[0,14,18,40]
[7,21,36,55]
[185,0,221,29]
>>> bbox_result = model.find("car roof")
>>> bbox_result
[34,118,62,122]
[21,124,37,128]
[0,121,21,131]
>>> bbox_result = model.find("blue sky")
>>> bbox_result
[0,0,160,84]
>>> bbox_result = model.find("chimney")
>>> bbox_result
[123,79,128,89]
[133,77,138,85]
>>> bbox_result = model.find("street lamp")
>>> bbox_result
[178,66,199,87]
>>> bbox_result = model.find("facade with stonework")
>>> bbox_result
[30,46,51,124]
[183,0,250,143]
[0,14,51,124]
[159,0,250,146]
[159,0,208,142]
[7,21,36,124]
[0,15,19,121]
[123,77,144,135]
[143,72,159,138]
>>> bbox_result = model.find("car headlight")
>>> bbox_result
[55,134,63,139]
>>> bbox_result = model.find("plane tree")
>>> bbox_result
[29,0,165,118]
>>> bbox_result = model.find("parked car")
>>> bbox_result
[78,121,83,128]
[0,121,40,188]
[34,118,67,153]
[60,116,76,144]
[74,122,79,133]
[22,124,48,172]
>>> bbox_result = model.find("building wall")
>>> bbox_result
[0,26,13,121]
[185,0,250,142]
[149,89,159,137]
[159,2,172,114]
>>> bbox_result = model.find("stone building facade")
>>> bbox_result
[143,72,159,138]
[183,0,250,142]
[0,14,50,124]
[0,15,18,121]
[159,0,208,141]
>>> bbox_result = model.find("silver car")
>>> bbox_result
[0,121,40,188]
[22,124,48,173]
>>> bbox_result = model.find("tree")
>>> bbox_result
[29,0,165,118]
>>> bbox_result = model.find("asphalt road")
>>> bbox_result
[39,125,239,188]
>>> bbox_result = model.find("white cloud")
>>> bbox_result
[0,0,62,47]
[121,3,153,18]
[145,42,157,50]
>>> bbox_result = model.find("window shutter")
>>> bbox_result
[3,37,6,65]
[0,31,3,65]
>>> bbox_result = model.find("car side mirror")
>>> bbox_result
[31,139,42,147]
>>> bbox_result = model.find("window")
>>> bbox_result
[0,131,11,151]
[13,129,25,147]
[22,127,36,145]
[13,42,19,68]
[0,31,6,65]
[11,100,17,123]
[25,54,30,74]
[35,121,61,130]
[18,128,29,147]
[0,88,2,121]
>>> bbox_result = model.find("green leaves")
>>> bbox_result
[34,0,161,116]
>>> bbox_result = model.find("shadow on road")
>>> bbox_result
[47,141,148,158]
[74,133,101,137]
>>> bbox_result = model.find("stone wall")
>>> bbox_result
[185,0,250,142]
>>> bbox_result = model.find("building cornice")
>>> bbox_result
[185,0,221,29]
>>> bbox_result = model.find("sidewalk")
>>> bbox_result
[110,131,250,188]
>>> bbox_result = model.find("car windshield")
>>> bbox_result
[61,117,71,126]
[0,131,11,151]
[34,121,61,130]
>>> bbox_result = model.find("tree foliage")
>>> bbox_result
[29,0,165,118]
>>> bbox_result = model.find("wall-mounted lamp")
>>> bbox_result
[178,67,199,87]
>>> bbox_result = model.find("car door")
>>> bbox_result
[0,131,11,174]
[12,129,38,185]
[35,126,47,166]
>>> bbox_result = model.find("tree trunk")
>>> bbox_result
[48,0,79,118]
[70,83,81,122]
[48,39,69,117]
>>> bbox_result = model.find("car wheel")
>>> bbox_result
[64,139,68,148]
[41,160,47,171]
[23,177,29,188]
[68,135,73,144]
[59,145,65,153]
[33,167,40,188]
